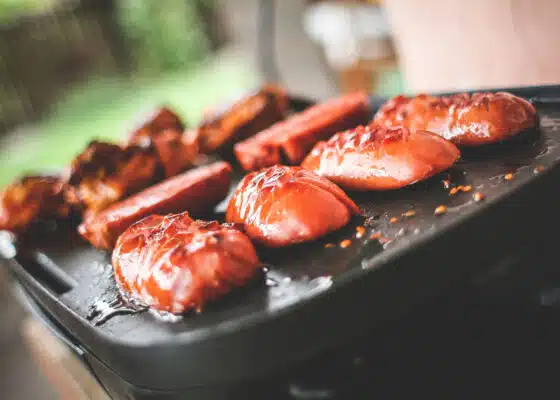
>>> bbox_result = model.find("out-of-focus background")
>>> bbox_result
[0,0,400,398]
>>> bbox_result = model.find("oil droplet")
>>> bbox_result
[149,309,183,323]
[266,277,279,287]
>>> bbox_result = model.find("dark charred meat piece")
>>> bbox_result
[195,85,287,157]
[234,92,370,171]
[128,107,197,178]
[372,92,537,146]
[226,165,360,247]
[112,212,261,314]
[128,106,185,145]
[136,128,199,178]
[302,125,460,190]
[79,161,232,250]
[0,175,70,233]
[64,141,160,215]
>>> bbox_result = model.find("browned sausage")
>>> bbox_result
[234,92,370,171]
[195,85,287,157]
[226,165,360,247]
[0,175,70,233]
[372,92,537,146]
[113,212,261,313]
[79,161,232,250]
[302,125,460,190]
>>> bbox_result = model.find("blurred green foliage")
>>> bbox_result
[117,0,213,73]
[0,0,57,22]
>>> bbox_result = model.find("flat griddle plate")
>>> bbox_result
[2,86,560,391]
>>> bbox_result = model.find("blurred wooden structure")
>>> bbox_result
[0,0,130,134]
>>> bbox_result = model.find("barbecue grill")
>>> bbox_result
[2,85,560,399]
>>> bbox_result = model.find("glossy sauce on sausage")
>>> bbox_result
[79,161,232,250]
[372,92,537,146]
[234,92,370,171]
[113,212,261,313]
[302,125,460,190]
[226,165,360,247]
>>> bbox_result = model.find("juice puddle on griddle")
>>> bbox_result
[87,292,147,326]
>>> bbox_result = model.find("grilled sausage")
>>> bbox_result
[113,212,261,313]
[0,175,70,233]
[226,165,360,247]
[234,92,370,171]
[195,85,287,157]
[372,92,537,146]
[302,125,460,190]
[79,161,232,250]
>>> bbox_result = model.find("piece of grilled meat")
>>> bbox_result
[234,92,370,171]
[226,165,360,247]
[63,141,160,215]
[0,175,70,233]
[128,106,198,178]
[302,125,460,190]
[113,212,261,313]
[194,85,287,158]
[64,107,197,215]
[79,161,232,250]
[372,92,537,146]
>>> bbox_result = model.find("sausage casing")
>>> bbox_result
[79,161,232,249]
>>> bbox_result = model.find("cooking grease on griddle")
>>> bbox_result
[87,292,147,326]
[266,277,279,287]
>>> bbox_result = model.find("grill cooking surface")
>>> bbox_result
[2,87,560,390]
